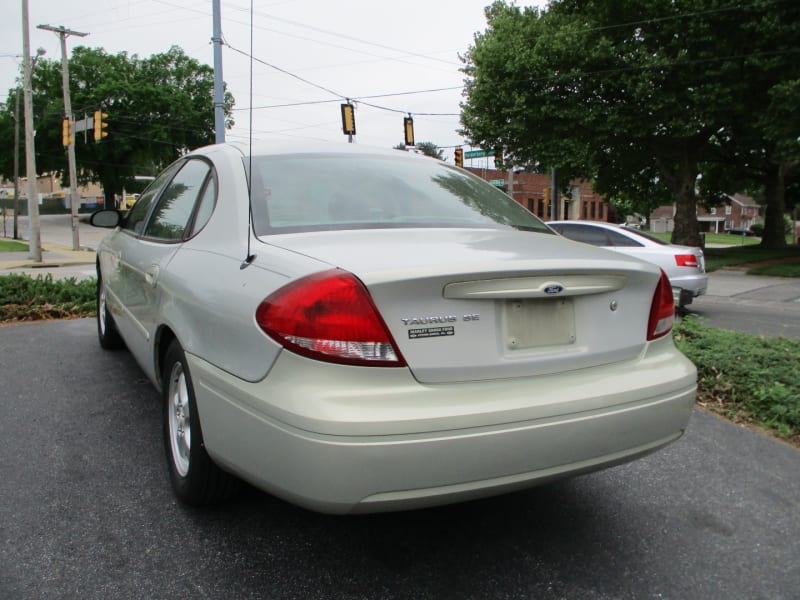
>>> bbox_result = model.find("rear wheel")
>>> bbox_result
[162,340,239,505]
[97,276,124,350]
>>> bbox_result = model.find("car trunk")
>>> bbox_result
[266,228,661,384]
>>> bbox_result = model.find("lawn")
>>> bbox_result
[0,239,30,252]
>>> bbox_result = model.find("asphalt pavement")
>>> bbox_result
[1,318,798,599]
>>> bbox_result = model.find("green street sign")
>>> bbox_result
[464,149,493,159]
[490,179,505,186]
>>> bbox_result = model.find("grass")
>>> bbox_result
[703,245,800,273]
[0,273,96,322]
[674,317,800,446]
[0,239,30,252]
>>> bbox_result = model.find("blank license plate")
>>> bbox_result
[503,298,576,350]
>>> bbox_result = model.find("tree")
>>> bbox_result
[0,46,234,205]
[460,0,799,247]
[415,141,445,160]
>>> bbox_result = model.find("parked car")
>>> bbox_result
[548,221,708,308]
[91,142,696,514]
[726,227,756,236]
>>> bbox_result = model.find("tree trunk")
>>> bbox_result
[657,154,702,247]
[760,163,787,249]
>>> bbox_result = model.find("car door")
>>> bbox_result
[111,159,214,375]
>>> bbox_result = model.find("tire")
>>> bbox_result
[97,275,124,350]
[162,340,239,505]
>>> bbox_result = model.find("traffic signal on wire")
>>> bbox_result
[404,116,415,147]
[341,103,356,136]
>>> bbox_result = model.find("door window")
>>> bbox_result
[144,160,212,241]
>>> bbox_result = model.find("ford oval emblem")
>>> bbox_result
[544,284,564,295]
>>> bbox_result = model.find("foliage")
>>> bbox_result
[674,317,800,445]
[415,142,445,160]
[0,46,235,205]
[0,274,96,321]
[460,1,800,248]
[750,222,764,236]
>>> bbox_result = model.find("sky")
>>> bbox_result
[0,0,543,162]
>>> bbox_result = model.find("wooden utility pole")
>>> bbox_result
[38,24,88,251]
[21,0,41,262]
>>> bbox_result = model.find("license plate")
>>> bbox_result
[503,298,576,350]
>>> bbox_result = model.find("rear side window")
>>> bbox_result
[605,229,643,247]
[145,160,212,241]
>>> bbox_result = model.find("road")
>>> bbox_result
[685,270,800,338]
[1,319,798,599]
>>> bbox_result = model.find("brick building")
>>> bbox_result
[466,167,609,222]
[650,194,760,233]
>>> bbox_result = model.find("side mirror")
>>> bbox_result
[90,209,122,228]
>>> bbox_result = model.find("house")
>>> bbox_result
[466,168,609,222]
[650,194,761,233]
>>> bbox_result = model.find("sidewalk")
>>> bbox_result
[0,242,97,280]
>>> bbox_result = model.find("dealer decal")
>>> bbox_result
[408,326,455,339]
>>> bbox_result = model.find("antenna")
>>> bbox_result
[240,0,256,269]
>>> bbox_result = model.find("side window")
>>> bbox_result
[560,225,610,247]
[606,230,643,247]
[187,174,216,238]
[122,163,181,235]
[145,160,211,241]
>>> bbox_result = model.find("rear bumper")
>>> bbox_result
[190,338,696,514]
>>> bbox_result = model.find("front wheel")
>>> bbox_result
[97,275,124,350]
[162,340,239,505]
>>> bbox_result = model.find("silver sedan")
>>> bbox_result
[548,220,708,307]
[91,142,696,514]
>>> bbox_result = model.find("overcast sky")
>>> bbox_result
[1,0,544,161]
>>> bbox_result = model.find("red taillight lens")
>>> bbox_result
[675,254,698,268]
[647,269,675,341]
[256,269,406,367]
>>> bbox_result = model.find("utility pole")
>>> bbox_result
[212,0,225,143]
[21,0,41,262]
[39,24,87,251]
[550,168,558,221]
[12,88,21,239]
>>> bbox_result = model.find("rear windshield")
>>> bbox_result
[249,153,552,235]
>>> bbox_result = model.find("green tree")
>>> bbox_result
[415,141,445,160]
[0,46,234,205]
[460,0,799,247]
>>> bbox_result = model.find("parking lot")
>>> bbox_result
[1,318,798,599]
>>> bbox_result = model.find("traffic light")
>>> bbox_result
[543,187,551,216]
[341,103,356,136]
[93,110,108,142]
[494,148,503,169]
[404,116,415,147]
[61,118,73,147]
[454,147,464,168]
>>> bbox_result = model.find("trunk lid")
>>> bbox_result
[265,228,661,384]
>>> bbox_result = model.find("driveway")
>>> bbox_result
[1,319,798,599]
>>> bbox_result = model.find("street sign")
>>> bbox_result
[464,149,494,159]
[490,179,505,187]
[73,116,94,133]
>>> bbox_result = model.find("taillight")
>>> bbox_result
[675,254,698,268]
[647,269,674,340]
[256,269,406,367]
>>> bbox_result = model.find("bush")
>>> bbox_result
[674,316,800,444]
[750,222,764,236]
[0,274,96,322]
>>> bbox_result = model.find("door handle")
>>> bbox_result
[145,265,160,287]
